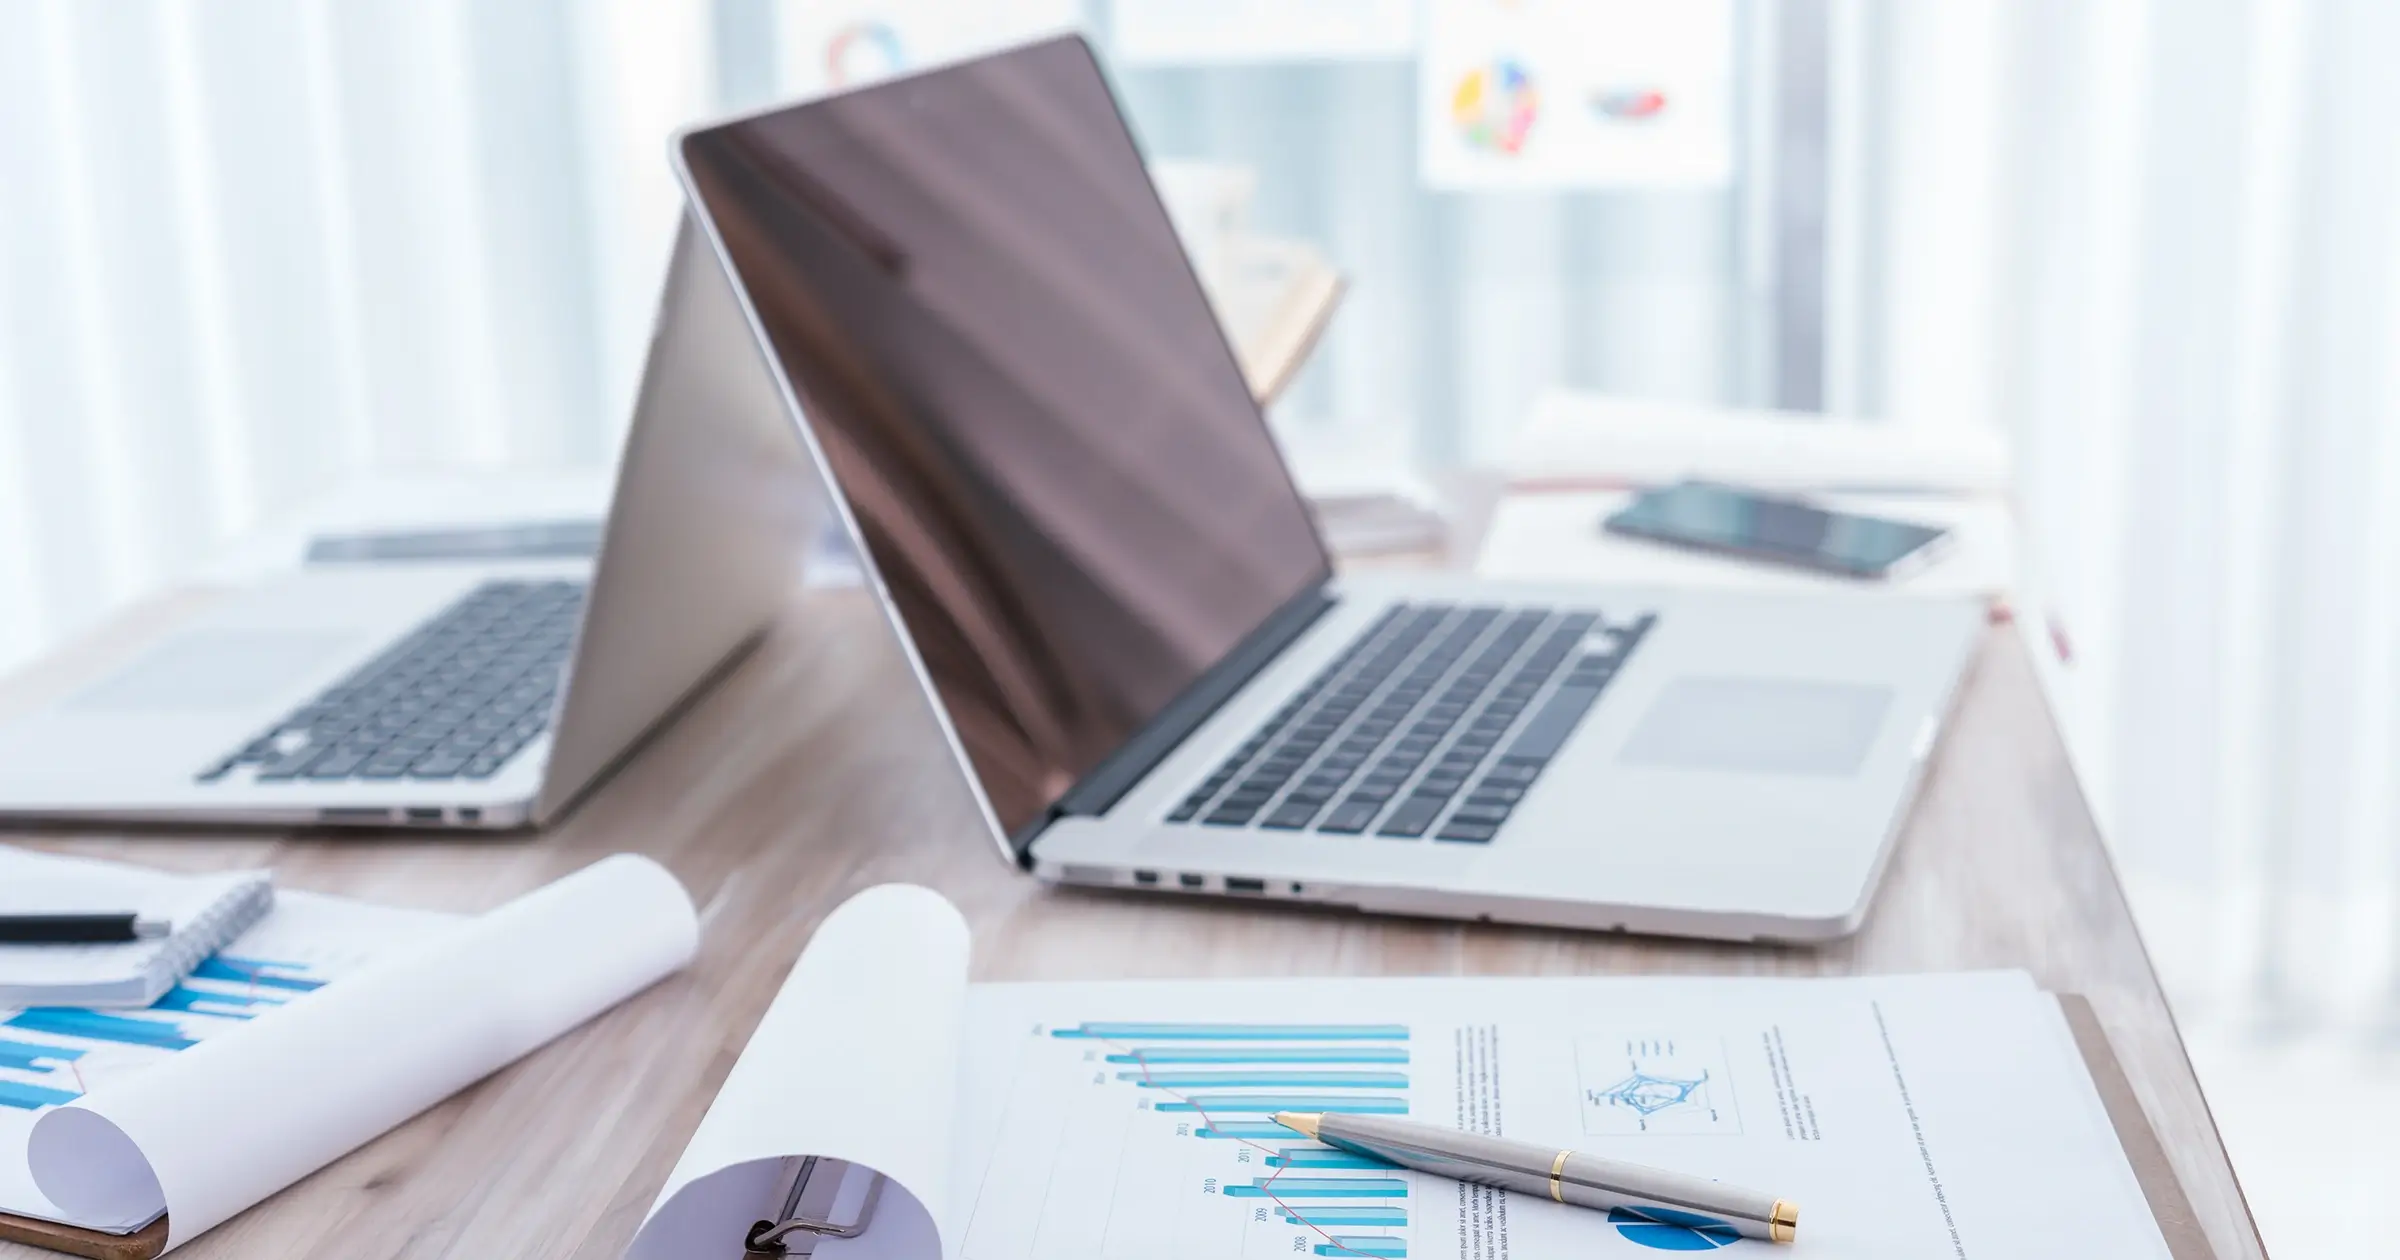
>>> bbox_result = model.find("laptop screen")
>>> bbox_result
[678,36,1332,839]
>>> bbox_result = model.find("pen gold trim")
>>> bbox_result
[1273,1111,1796,1245]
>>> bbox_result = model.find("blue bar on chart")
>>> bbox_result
[1108,1047,1409,1065]
[1318,1238,1406,1258]
[0,1079,80,1111]
[1122,1070,1408,1089]
[1157,1095,1407,1115]
[6,1008,198,1050]
[1269,1148,1396,1170]
[1226,1178,1407,1199]
[149,985,285,1018]
[1280,1206,1408,1226]
[1196,1122,1298,1140]
[1052,1023,1408,1041]
[190,955,324,992]
[0,1038,86,1074]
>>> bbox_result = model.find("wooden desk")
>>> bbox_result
[0,588,2267,1259]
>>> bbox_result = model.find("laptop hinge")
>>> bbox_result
[1012,584,1338,866]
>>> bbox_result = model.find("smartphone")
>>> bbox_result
[1602,480,1951,579]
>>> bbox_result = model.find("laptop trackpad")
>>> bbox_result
[67,629,360,712]
[1619,677,1893,777]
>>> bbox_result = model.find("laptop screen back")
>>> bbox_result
[677,36,1331,838]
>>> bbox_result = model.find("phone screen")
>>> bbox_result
[1604,481,1949,577]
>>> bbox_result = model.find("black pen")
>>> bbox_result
[0,913,172,944]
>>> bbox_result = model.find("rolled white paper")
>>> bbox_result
[29,853,699,1251]
[627,883,970,1260]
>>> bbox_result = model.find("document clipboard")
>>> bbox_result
[743,1156,885,1256]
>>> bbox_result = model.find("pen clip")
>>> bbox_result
[744,1156,885,1256]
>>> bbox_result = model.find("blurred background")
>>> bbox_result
[0,2,2392,1251]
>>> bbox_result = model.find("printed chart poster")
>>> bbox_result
[778,0,1083,99]
[1109,0,1419,64]
[1420,0,1733,190]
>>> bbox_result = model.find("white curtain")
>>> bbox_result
[0,0,715,670]
[1842,0,2400,1031]
[0,0,1778,677]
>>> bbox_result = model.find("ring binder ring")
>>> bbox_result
[743,1156,885,1257]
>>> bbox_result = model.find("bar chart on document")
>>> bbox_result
[951,976,2175,1260]
[1,895,445,1147]
[958,1020,1436,1260]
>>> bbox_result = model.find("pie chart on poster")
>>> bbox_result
[1608,1206,1743,1250]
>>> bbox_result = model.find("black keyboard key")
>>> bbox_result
[1450,802,1512,825]
[1465,783,1525,805]
[1348,782,1395,803]
[255,748,324,781]
[306,752,367,780]
[1204,807,1258,826]
[1506,684,1604,762]
[1436,821,1498,843]
[1263,801,1323,830]
[1376,794,1448,837]
[1167,799,1204,822]
[409,754,468,780]
[1318,799,1382,833]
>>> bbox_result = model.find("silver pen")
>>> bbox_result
[1272,1112,1798,1244]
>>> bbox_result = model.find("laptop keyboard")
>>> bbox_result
[1166,602,1652,843]
[195,580,586,785]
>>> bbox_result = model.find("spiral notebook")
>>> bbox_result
[0,849,274,1010]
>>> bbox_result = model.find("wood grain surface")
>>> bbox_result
[0,586,2268,1259]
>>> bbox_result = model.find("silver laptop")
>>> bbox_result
[0,221,822,829]
[671,36,1984,942]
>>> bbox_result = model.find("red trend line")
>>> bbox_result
[1104,1037,1378,1260]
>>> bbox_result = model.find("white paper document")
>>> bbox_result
[5,855,697,1252]
[632,886,2173,1259]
